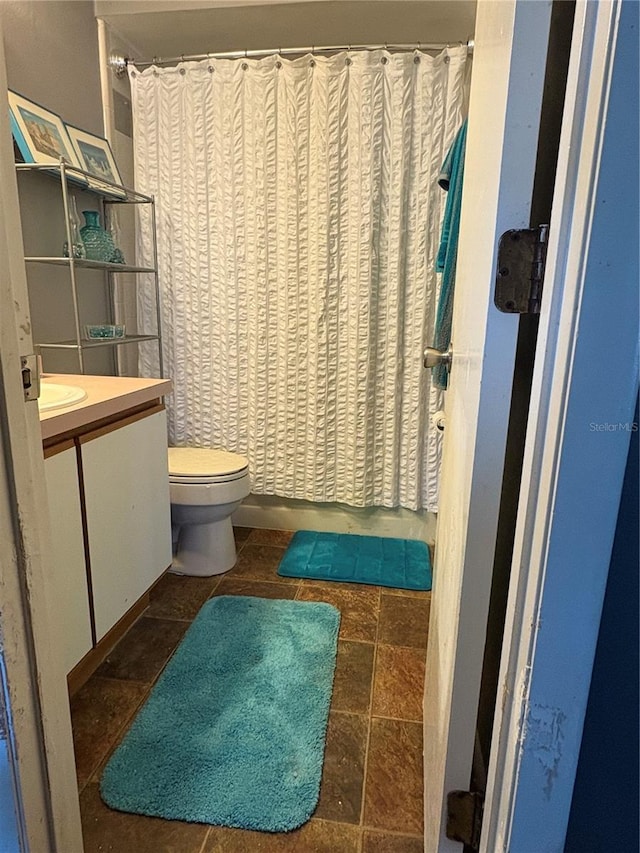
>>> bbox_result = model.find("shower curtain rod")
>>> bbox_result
[109,39,474,76]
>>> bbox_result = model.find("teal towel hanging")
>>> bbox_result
[433,120,467,390]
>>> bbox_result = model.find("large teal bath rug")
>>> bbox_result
[278,530,432,591]
[100,596,340,831]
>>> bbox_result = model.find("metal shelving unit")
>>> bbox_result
[16,159,163,376]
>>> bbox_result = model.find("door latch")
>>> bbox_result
[21,353,41,402]
[494,225,549,313]
[423,344,453,371]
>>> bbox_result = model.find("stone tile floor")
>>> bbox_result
[72,528,430,852]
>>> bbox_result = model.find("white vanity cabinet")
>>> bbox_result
[43,444,93,673]
[80,408,172,641]
[41,385,172,689]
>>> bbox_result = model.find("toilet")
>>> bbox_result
[168,447,251,576]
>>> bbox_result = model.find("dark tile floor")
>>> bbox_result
[72,527,430,853]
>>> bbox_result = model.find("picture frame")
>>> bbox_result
[8,90,86,181]
[65,124,126,198]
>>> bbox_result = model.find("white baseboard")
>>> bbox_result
[232,493,436,544]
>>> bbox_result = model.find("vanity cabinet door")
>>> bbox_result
[43,445,93,673]
[80,409,172,641]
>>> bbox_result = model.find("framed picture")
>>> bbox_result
[65,124,125,198]
[8,90,85,179]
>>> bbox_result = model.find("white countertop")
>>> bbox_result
[40,374,172,441]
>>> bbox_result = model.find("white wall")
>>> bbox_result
[98,1,475,59]
[96,0,346,12]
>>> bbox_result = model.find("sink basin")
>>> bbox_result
[38,382,87,412]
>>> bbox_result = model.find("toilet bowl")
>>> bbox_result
[168,447,251,576]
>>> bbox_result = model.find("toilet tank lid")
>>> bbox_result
[168,447,249,478]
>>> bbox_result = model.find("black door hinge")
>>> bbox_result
[494,224,549,314]
[446,789,484,850]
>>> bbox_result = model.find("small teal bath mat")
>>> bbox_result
[100,596,340,830]
[278,531,432,591]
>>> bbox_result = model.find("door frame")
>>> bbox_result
[0,24,84,853]
[423,1,553,849]
[482,0,638,849]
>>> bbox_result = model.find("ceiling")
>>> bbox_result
[97,1,476,60]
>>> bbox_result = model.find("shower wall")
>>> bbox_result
[233,494,437,542]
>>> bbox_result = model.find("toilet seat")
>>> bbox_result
[168,447,249,485]
[170,469,249,485]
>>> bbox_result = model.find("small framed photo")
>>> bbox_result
[8,90,85,179]
[65,124,125,198]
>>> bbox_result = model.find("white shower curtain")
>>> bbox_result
[129,47,467,511]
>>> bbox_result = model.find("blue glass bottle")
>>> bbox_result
[80,210,116,262]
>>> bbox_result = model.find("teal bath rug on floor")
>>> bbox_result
[277,530,432,591]
[100,596,340,831]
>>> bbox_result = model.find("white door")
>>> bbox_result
[424,1,635,851]
[0,24,83,852]
[483,1,637,849]
[423,1,553,849]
